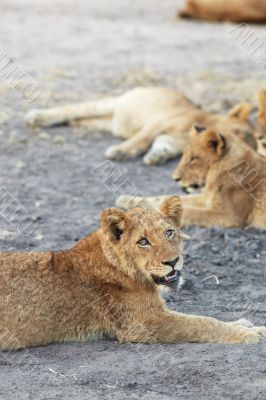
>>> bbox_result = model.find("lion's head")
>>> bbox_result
[255,90,266,158]
[172,128,227,192]
[188,102,256,150]
[100,196,183,287]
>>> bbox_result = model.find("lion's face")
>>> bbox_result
[254,126,266,158]
[100,196,183,287]
[172,129,226,191]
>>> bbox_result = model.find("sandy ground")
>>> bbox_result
[0,1,266,399]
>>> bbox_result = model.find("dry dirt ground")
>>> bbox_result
[0,1,266,399]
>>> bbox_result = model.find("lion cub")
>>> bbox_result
[25,86,255,165]
[117,129,266,229]
[1,196,265,350]
[179,0,266,22]
[255,90,266,158]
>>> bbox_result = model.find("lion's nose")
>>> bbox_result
[172,173,181,182]
[191,183,199,189]
[162,257,179,269]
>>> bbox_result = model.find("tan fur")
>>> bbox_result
[25,87,255,165]
[179,0,266,22]
[1,196,265,350]
[255,90,266,158]
[116,130,266,229]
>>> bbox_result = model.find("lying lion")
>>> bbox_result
[255,90,266,158]
[1,196,265,350]
[25,87,255,165]
[116,129,266,229]
[179,0,266,22]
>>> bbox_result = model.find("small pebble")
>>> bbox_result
[52,135,66,145]
[39,131,50,140]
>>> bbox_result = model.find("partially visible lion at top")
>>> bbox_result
[178,0,266,23]
[25,87,256,165]
[116,128,266,229]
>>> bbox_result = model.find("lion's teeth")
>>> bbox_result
[165,271,177,281]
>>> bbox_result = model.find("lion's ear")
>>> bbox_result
[228,102,251,121]
[160,195,183,226]
[100,208,128,240]
[189,124,206,138]
[205,130,226,156]
[256,90,266,126]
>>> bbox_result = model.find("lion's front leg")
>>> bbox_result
[115,195,168,210]
[180,194,206,208]
[117,310,266,345]
[182,206,243,228]
[115,194,206,212]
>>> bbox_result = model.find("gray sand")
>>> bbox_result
[0,1,265,399]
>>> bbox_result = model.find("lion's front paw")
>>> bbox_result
[143,151,163,165]
[144,148,173,165]
[25,109,48,127]
[144,136,178,165]
[233,326,266,344]
[229,319,254,328]
[105,145,133,161]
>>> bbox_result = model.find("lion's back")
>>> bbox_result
[0,251,52,279]
[112,87,193,139]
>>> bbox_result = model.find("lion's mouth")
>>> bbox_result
[182,184,202,194]
[153,270,180,286]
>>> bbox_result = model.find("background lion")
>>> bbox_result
[117,129,266,228]
[25,86,255,165]
[255,90,266,158]
[178,0,266,22]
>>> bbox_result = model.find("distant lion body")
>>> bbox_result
[25,87,255,165]
[179,0,266,22]
[1,197,265,350]
[255,90,266,158]
[117,130,266,229]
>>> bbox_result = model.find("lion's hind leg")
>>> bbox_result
[25,96,118,128]
[70,116,113,131]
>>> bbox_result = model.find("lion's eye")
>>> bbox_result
[190,156,199,163]
[137,238,150,247]
[166,229,174,239]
